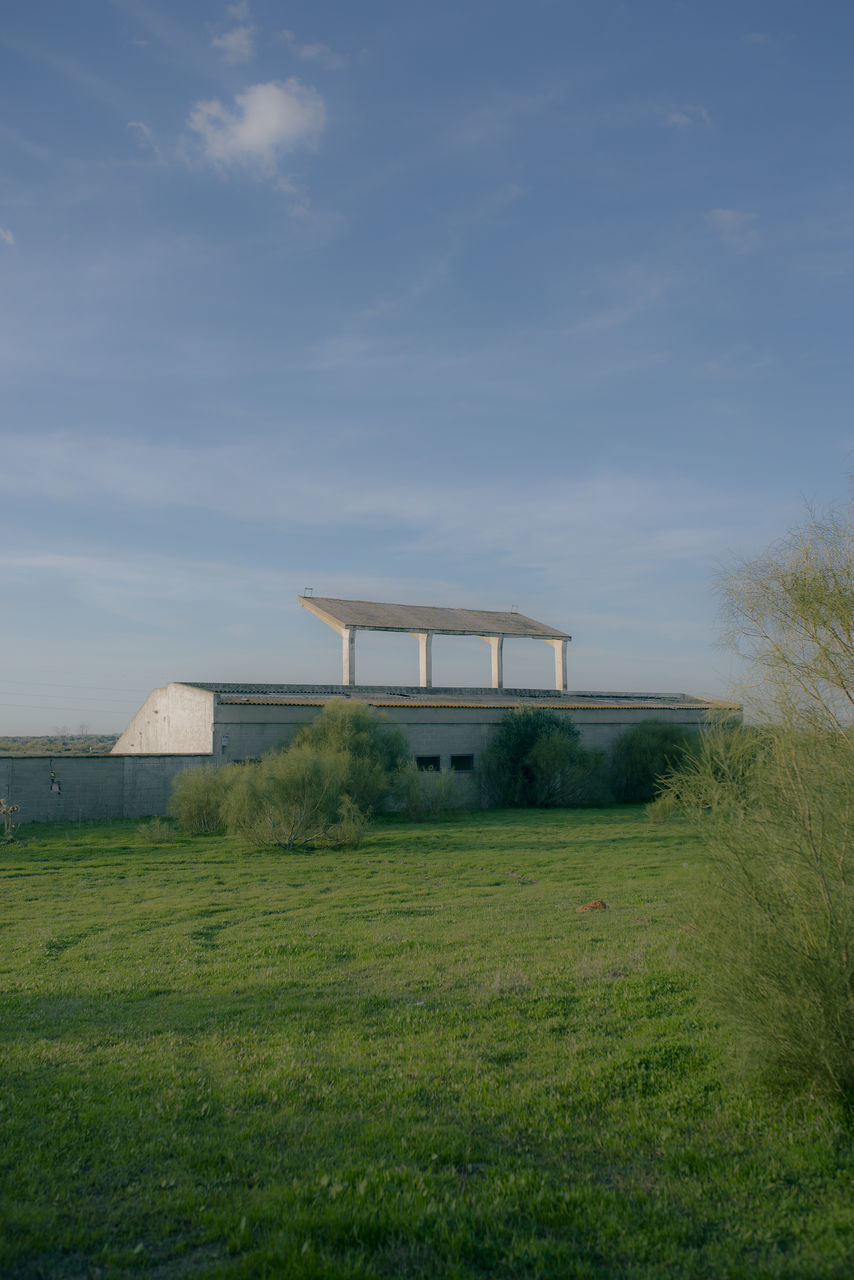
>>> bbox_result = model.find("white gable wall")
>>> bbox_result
[112,683,215,755]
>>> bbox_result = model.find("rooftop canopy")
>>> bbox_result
[298,595,571,690]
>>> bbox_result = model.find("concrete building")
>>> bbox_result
[112,596,737,798]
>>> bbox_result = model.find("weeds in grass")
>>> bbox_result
[0,796,20,842]
[135,816,174,842]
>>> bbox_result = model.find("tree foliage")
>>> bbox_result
[720,502,854,730]
[480,708,608,807]
[662,501,854,1116]
[663,723,854,1112]
[608,719,699,804]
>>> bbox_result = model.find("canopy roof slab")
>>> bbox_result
[298,595,571,691]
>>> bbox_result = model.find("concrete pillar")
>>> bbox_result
[342,627,355,686]
[480,635,504,689]
[410,631,433,688]
[545,637,567,692]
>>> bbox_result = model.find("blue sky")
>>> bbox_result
[2,0,854,732]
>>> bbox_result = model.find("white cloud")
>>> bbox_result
[0,226,14,247]
[706,208,749,230]
[706,207,759,250]
[188,79,325,175]
[127,120,162,160]
[280,28,347,70]
[227,0,250,18]
[566,272,666,337]
[212,24,254,64]
[0,429,780,582]
[664,104,711,129]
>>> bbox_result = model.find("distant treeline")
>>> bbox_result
[0,735,119,756]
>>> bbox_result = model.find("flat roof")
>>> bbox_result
[298,596,570,639]
[182,682,737,711]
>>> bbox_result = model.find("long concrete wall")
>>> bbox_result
[209,701,714,763]
[2,704,725,825]
[0,755,210,825]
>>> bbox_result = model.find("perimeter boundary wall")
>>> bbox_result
[0,755,210,825]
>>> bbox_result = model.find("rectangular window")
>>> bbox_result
[416,755,441,772]
[450,754,475,772]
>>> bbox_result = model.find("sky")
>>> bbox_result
[2,0,854,733]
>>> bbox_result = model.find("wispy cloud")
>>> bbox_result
[566,272,666,337]
[0,122,51,161]
[743,31,773,46]
[0,429,779,579]
[3,428,791,701]
[0,226,14,247]
[212,24,254,64]
[3,32,131,115]
[280,28,347,70]
[212,2,254,66]
[664,104,711,129]
[187,79,325,177]
[449,88,557,150]
[126,120,162,160]
[705,207,759,250]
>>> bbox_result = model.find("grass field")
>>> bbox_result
[2,808,853,1278]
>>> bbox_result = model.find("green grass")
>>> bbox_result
[1,809,852,1278]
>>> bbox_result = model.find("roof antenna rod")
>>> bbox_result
[303,586,314,597]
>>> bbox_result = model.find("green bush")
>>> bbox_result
[609,719,699,804]
[221,744,363,850]
[169,764,232,834]
[169,703,407,849]
[480,708,609,807]
[664,724,854,1114]
[292,700,410,813]
[394,762,463,820]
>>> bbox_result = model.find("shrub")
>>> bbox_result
[136,816,174,843]
[664,724,854,1114]
[169,764,231,834]
[480,708,608,807]
[609,719,699,804]
[221,744,363,850]
[394,762,463,820]
[292,701,410,813]
[1,797,20,842]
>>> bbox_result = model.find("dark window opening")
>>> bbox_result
[416,756,441,772]
[450,754,475,772]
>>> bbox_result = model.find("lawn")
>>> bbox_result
[1,808,852,1278]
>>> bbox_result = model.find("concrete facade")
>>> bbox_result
[0,753,210,825]
[113,682,216,754]
[5,685,737,825]
[113,681,733,764]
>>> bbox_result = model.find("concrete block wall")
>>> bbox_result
[0,755,210,825]
[2,703,723,825]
